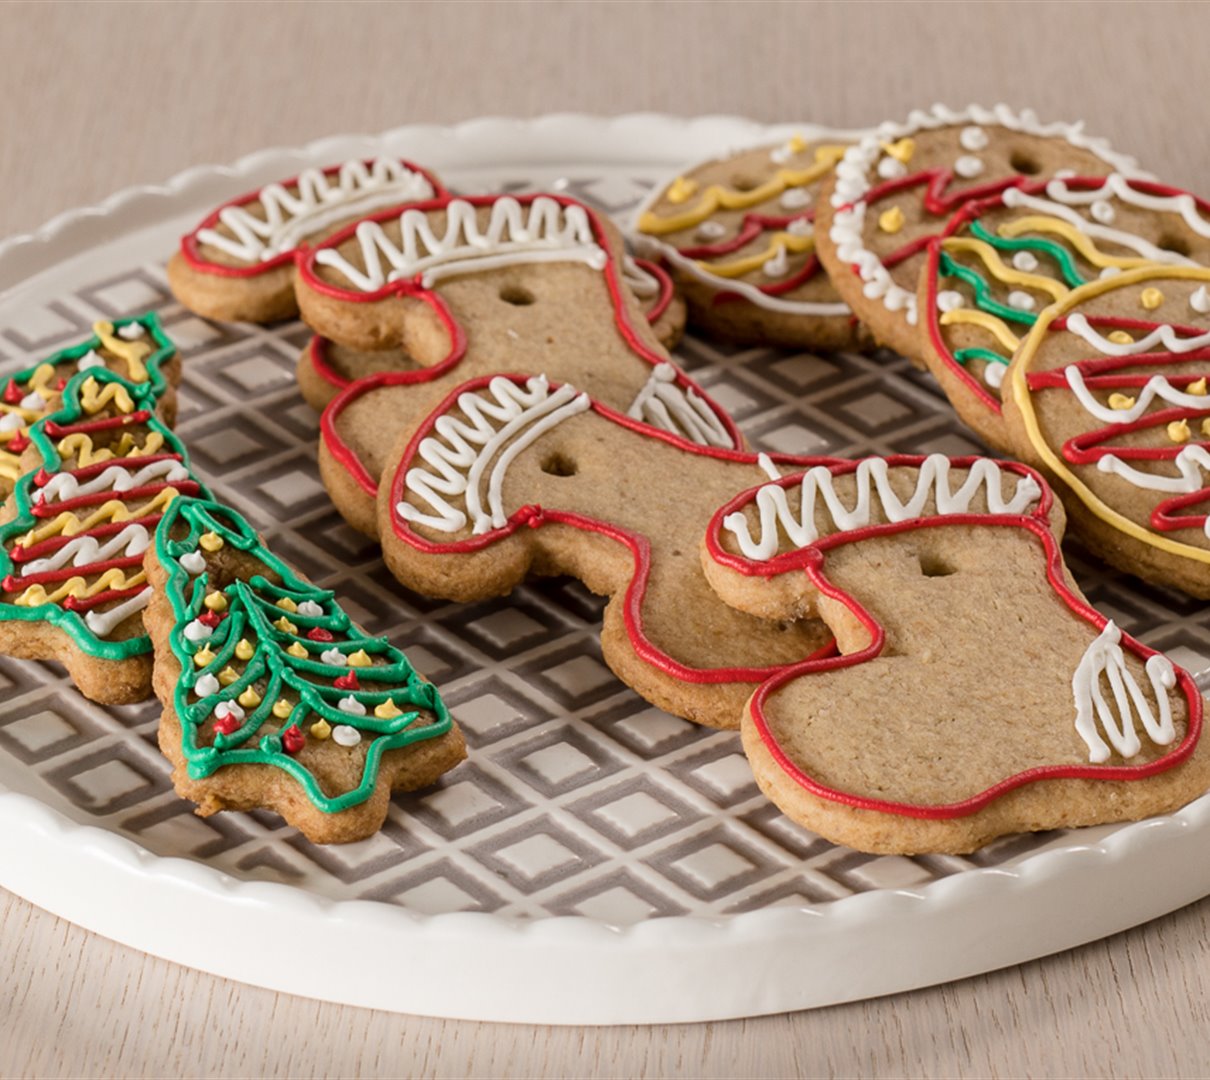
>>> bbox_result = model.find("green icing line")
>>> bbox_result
[157,496,452,814]
[937,251,1039,327]
[968,219,1087,288]
[953,347,1010,368]
[0,353,210,662]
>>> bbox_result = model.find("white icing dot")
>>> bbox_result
[954,155,985,179]
[1100,266,1123,280]
[77,349,105,371]
[337,696,366,717]
[1090,200,1116,224]
[296,600,324,617]
[695,220,727,241]
[116,322,146,340]
[779,187,811,210]
[184,619,212,643]
[320,647,346,666]
[985,362,1007,389]
[877,156,907,180]
[786,217,813,237]
[959,126,989,152]
[193,673,220,698]
[332,724,362,747]
[179,551,206,575]
[937,290,965,312]
[0,413,24,432]
[1007,291,1036,311]
[763,248,789,279]
[214,701,245,723]
[19,391,43,410]
[1191,285,1210,314]
[1012,251,1039,272]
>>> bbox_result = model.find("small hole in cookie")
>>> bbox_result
[1158,233,1193,257]
[918,553,957,578]
[731,174,761,192]
[499,285,535,306]
[540,451,577,477]
[1009,151,1041,176]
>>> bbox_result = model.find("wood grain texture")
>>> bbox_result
[4,0,1210,1074]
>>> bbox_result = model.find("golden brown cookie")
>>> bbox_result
[702,453,1210,853]
[168,158,442,323]
[1002,264,1210,598]
[815,104,1142,361]
[145,495,464,844]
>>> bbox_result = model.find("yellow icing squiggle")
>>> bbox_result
[939,308,1022,352]
[941,237,1069,300]
[997,216,1154,272]
[79,376,135,416]
[24,488,181,544]
[93,322,150,383]
[14,567,147,606]
[698,230,814,279]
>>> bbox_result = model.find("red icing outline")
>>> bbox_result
[386,373,841,686]
[305,193,743,497]
[177,158,446,279]
[701,454,1202,819]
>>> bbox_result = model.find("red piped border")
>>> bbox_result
[701,454,1203,819]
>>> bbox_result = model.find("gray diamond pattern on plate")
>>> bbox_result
[1,173,1209,925]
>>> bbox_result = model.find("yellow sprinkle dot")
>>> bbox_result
[272,699,293,720]
[199,532,224,552]
[235,639,255,661]
[274,616,298,634]
[310,719,332,740]
[1188,377,1207,396]
[667,176,698,205]
[286,642,308,659]
[1108,330,1134,345]
[1107,392,1136,411]
[237,687,262,708]
[218,666,239,687]
[1141,287,1164,311]
[878,206,905,234]
[881,137,915,164]
[276,597,298,613]
[192,646,215,668]
[1168,419,1191,443]
[203,591,228,612]
[374,699,402,719]
[347,649,372,668]
[786,133,807,154]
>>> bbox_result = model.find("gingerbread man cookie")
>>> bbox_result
[168,157,442,323]
[377,373,836,728]
[703,454,1208,853]
[294,193,742,536]
[144,496,465,843]
[919,175,1210,451]
[632,135,858,350]
[1003,265,1210,598]
[815,104,1142,360]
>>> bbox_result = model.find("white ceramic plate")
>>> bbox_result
[0,115,1208,1025]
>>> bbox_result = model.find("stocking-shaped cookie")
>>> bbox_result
[144,496,464,843]
[702,453,1208,853]
[294,193,741,535]
[295,255,685,411]
[919,176,1210,451]
[815,104,1141,359]
[168,157,443,323]
[0,315,178,498]
[1003,265,1210,597]
[0,367,207,703]
[378,373,836,728]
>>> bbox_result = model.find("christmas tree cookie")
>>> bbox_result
[143,495,465,843]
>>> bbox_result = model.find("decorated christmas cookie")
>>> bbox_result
[377,373,836,728]
[919,175,1210,451]
[144,496,464,843]
[632,135,858,350]
[1003,265,1210,598]
[0,315,178,498]
[815,104,1142,360]
[0,366,207,703]
[168,157,443,323]
[703,454,1208,853]
[295,254,685,412]
[295,193,742,536]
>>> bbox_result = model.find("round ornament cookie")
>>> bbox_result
[919,175,1210,451]
[815,104,1143,361]
[168,157,443,323]
[1003,265,1210,598]
[703,454,1208,854]
[632,135,858,350]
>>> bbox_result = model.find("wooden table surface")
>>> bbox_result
[4,2,1210,1075]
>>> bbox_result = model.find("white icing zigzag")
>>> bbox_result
[723,453,1042,561]
[398,375,590,535]
[1072,621,1177,763]
[315,196,609,291]
[626,364,732,449]
[1065,367,1210,425]
[197,158,435,263]
[39,460,191,504]
[83,587,153,638]
[1044,173,1210,239]
[1096,446,1210,537]
[21,523,150,577]
[1067,313,1210,357]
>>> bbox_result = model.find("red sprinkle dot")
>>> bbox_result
[198,610,223,628]
[333,672,360,691]
[213,715,240,736]
[2,381,21,404]
[282,725,305,754]
[9,432,30,453]
[55,378,67,391]
[33,469,51,486]
[306,627,334,642]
